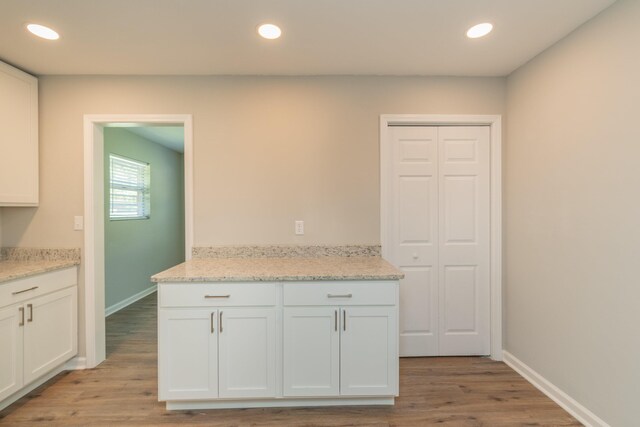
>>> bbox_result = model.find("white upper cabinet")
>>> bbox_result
[0,61,38,206]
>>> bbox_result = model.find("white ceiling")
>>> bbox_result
[123,126,184,153]
[0,0,615,77]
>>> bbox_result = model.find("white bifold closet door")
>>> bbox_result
[387,126,490,356]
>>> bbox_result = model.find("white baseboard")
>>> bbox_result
[503,351,609,427]
[64,356,87,370]
[105,284,157,317]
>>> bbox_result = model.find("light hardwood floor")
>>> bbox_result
[0,293,579,426]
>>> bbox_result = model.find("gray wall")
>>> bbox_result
[0,76,506,248]
[0,75,505,355]
[505,1,640,425]
[104,128,184,310]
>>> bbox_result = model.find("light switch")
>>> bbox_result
[295,220,304,235]
[74,216,84,231]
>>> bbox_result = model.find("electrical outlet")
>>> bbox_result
[74,216,84,231]
[295,220,304,235]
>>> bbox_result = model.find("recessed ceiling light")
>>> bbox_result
[257,23,281,40]
[26,23,60,40]
[466,23,493,39]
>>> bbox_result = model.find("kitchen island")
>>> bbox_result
[152,254,403,410]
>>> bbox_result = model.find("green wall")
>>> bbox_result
[104,127,184,310]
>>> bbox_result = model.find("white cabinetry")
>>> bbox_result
[340,306,396,396]
[158,279,398,410]
[158,283,277,402]
[0,305,23,401]
[283,307,340,396]
[283,282,398,398]
[0,267,78,406]
[0,61,38,206]
[23,287,77,384]
[159,309,218,400]
[218,308,277,398]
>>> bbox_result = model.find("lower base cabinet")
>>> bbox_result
[23,288,77,384]
[283,307,340,397]
[158,307,278,401]
[0,267,78,405]
[340,306,397,396]
[159,309,219,400]
[158,280,398,409]
[218,308,277,398]
[283,306,397,397]
[0,305,23,401]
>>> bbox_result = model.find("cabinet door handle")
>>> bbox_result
[343,309,346,331]
[219,311,223,333]
[205,295,230,299]
[19,307,24,326]
[27,304,33,322]
[334,309,338,332]
[327,293,352,298]
[12,286,39,295]
[211,312,215,334]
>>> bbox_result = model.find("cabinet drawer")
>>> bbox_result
[159,282,276,308]
[0,267,77,308]
[283,281,397,306]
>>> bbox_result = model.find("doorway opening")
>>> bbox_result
[103,125,185,356]
[83,115,193,368]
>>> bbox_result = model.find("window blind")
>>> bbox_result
[109,154,150,220]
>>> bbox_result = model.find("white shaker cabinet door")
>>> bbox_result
[283,307,340,397]
[340,306,398,396]
[158,309,218,400]
[0,305,23,401]
[218,308,277,399]
[23,287,77,385]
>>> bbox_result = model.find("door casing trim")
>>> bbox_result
[83,114,193,368]
[379,114,502,360]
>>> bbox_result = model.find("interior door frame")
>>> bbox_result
[82,114,194,369]
[379,114,502,361]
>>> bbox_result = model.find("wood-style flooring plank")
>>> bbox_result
[0,293,580,426]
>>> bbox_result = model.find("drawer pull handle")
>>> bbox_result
[28,304,33,322]
[327,293,352,298]
[204,295,230,299]
[19,307,25,326]
[334,309,338,332]
[12,286,39,295]
[220,311,223,333]
[211,312,215,334]
[343,309,346,331]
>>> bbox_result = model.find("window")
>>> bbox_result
[109,154,150,220]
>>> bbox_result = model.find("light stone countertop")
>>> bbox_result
[0,259,80,284]
[151,256,403,282]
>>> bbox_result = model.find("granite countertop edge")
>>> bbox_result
[0,259,81,284]
[153,273,404,283]
[151,256,404,283]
